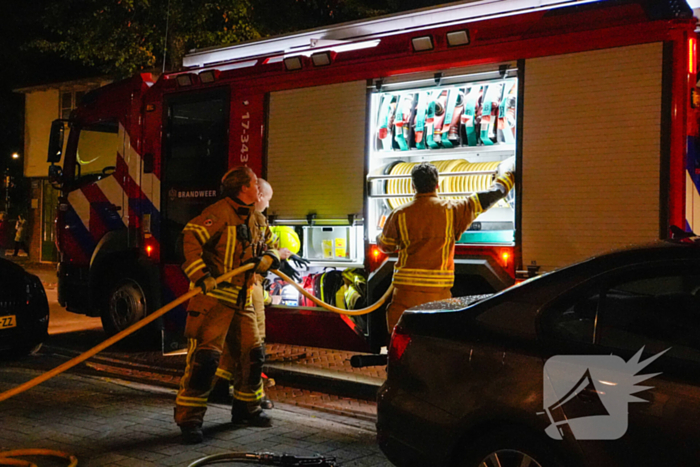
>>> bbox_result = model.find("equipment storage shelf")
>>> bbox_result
[267,223,366,316]
[370,144,515,160]
[367,74,518,246]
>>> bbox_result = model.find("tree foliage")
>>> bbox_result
[30,0,445,76]
[32,0,259,76]
[249,0,391,36]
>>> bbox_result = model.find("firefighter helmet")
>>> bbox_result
[271,226,301,254]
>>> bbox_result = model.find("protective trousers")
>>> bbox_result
[175,295,236,427]
[386,286,452,332]
[216,281,265,412]
[251,279,266,341]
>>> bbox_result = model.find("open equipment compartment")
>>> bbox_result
[367,71,518,246]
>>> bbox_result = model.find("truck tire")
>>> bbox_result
[101,271,160,344]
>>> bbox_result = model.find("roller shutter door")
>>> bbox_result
[522,42,663,271]
[267,81,366,220]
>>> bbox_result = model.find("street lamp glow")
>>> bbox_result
[11,153,19,159]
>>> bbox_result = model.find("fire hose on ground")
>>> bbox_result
[0,263,393,466]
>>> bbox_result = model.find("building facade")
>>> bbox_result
[15,77,110,262]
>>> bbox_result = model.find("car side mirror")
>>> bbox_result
[47,120,66,164]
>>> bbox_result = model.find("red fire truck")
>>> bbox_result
[46,0,700,353]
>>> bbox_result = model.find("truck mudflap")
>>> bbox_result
[57,263,91,314]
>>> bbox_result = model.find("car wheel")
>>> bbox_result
[101,272,159,344]
[457,429,563,467]
[470,449,543,467]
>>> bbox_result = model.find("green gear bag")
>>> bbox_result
[463,86,481,147]
[414,92,429,149]
[425,91,438,149]
[441,90,460,148]
[480,83,503,146]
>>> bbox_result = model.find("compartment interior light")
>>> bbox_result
[199,69,220,83]
[176,74,195,87]
[284,56,303,71]
[447,30,470,47]
[411,36,434,52]
[311,51,332,67]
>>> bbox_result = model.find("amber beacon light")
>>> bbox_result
[690,37,697,75]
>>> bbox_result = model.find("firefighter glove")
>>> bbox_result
[279,260,302,283]
[290,254,310,270]
[197,275,217,294]
[255,252,280,274]
[497,155,516,179]
[494,156,516,193]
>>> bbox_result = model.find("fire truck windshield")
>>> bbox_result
[73,119,119,180]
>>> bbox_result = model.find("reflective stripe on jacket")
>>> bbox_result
[377,172,514,289]
[181,197,261,307]
[251,211,280,258]
[377,192,480,288]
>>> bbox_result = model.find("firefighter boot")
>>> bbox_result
[209,377,233,404]
[260,397,274,410]
[180,425,204,444]
[231,399,272,427]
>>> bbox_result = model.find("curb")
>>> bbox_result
[264,364,382,402]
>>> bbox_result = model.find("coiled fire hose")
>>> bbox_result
[386,159,500,209]
[0,263,393,465]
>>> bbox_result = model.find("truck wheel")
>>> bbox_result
[101,272,159,343]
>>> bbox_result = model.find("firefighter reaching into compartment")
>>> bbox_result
[377,157,516,332]
[175,166,281,444]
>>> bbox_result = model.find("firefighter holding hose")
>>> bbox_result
[175,166,281,444]
[211,178,308,410]
[377,157,516,332]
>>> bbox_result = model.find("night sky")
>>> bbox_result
[0,1,97,177]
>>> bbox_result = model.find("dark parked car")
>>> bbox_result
[0,258,49,356]
[378,241,700,467]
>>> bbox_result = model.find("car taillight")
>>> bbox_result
[388,327,412,364]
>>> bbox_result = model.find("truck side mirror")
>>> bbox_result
[48,165,63,185]
[47,120,66,164]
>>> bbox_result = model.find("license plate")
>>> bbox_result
[0,315,16,329]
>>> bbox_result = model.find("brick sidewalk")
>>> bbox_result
[0,367,392,467]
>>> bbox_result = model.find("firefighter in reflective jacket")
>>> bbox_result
[377,157,515,332]
[213,179,291,410]
[175,166,280,444]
